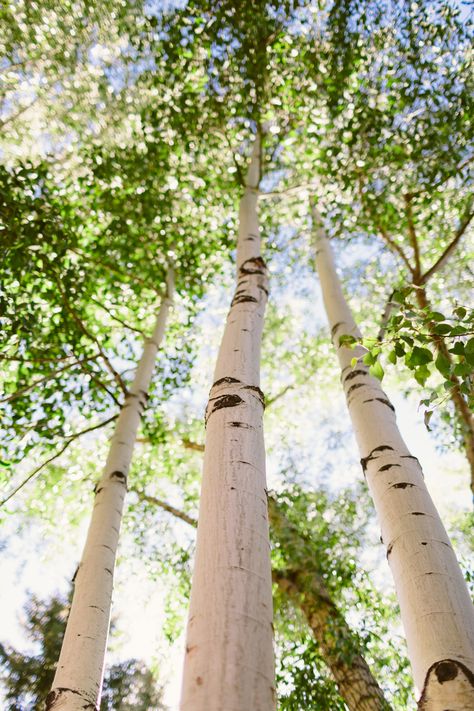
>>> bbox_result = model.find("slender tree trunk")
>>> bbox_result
[414,286,474,500]
[180,133,275,711]
[46,270,174,711]
[132,484,392,710]
[269,499,392,711]
[312,211,474,710]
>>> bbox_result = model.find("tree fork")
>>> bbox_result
[180,132,275,711]
[311,205,474,710]
[46,270,174,711]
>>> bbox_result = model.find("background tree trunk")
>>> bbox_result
[180,133,275,711]
[46,271,174,711]
[312,208,474,710]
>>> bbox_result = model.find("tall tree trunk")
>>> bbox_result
[269,499,392,711]
[180,133,275,711]
[46,270,174,711]
[414,286,474,500]
[312,211,474,710]
[133,482,392,710]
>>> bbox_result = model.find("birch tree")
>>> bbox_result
[45,272,174,710]
[180,130,276,711]
[312,207,474,709]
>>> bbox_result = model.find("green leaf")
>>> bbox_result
[449,342,465,356]
[454,307,467,319]
[414,365,431,386]
[388,350,397,365]
[465,338,474,354]
[435,352,451,378]
[363,352,377,366]
[369,360,384,381]
[406,346,433,367]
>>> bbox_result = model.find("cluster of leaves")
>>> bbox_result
[351,287,474,424]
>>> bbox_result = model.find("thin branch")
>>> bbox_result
[68,246,162,296]
[182,437,204,452]
[50,269,128,396]
[376,224,415,275]
[377,292,400,342]
[0,355,100,404]
[404,195,421,279]
[131,488,197,527]
[0,414,118,507]
[266,383,294,407]
[420,204,474,285]
[75,358,122,408]
[90,297,146,336]
[0,95,40,128]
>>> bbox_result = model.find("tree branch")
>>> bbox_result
[90,297,146,336]
[420,203,474,285]
[404,195,421,279]
[0,415,118,507]
[0,355,100,404]
[376,224,415,275]
[131,488,197,527]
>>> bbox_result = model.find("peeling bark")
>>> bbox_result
[312,209,474,709]
[46,271,174,711]
[180,134,275,711]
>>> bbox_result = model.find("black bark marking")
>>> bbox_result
[101,544,114,552]
[239,256,266,274]
[421,541,428,545]
[436,661,459,683]
[363,397,395,411]
[360,445,394,471]
[386,542,393,557]
[243,384,265,406]
[412,511,426,516]
[94,485,104,495]
[418,659,474,709]
[232,294,258,306]
[230,486,236,490]
[228,421,251,428]
[89,605,105,611]
[343,369,367,383]
[401,454,420,463]
[104,567,113,576]
[45,688,96,711]
[212,377,241,388]
[391,482,414,489]
[378,463,401,472]
[347,382,365,397]
[257,284,269,295]
[206,394,244,422]
[110,470,126,482]
[331,321,343,336]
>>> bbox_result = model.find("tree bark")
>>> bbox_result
[180,133,275,711]
[312,211,474,710]
[46,271,174,711]
[414,286,474,500]
[131,483,392,711]
[269,499,392,711]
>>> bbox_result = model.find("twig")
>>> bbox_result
[90,297,146,336]
[0,355,100,404]
[0,414,117,507]
[420,203,474,285]
[131,488,197,527]
[376,224,415,276]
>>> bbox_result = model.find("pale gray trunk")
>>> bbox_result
[312,209,474,710]
[180,134,275,711]
[46,271,174,711]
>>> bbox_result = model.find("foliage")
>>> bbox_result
[0,591,164,710]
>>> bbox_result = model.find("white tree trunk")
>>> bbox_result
[312,209,474,710]
[46,270,174,711]
[180,134,275,711]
